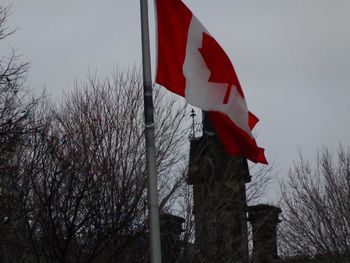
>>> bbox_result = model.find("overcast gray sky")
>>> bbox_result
[2,0,350,201]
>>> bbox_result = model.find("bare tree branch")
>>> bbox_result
[279,146,350,262]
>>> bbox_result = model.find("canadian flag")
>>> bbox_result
[155,0,267,164]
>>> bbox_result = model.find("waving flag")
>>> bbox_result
[155,0,267,164]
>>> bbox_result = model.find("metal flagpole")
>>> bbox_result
[139,0,162,262]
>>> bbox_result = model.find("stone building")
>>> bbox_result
[160,214,185,262]
[187,112,281,263]
[248,204,282,263]
[188,112,251,262]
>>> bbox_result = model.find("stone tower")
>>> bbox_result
[248,204,282,263]
[188,111,251,263]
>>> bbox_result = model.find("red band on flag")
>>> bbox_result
[209,111,267,164]
[156,0,192,97]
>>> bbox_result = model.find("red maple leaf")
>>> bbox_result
[198,33,244,103]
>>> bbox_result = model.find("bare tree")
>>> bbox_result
[17,70,187,263]
[279,146,350,262]
[0,5,42,262]
[246,163,274,205]
[0,4,31,160]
